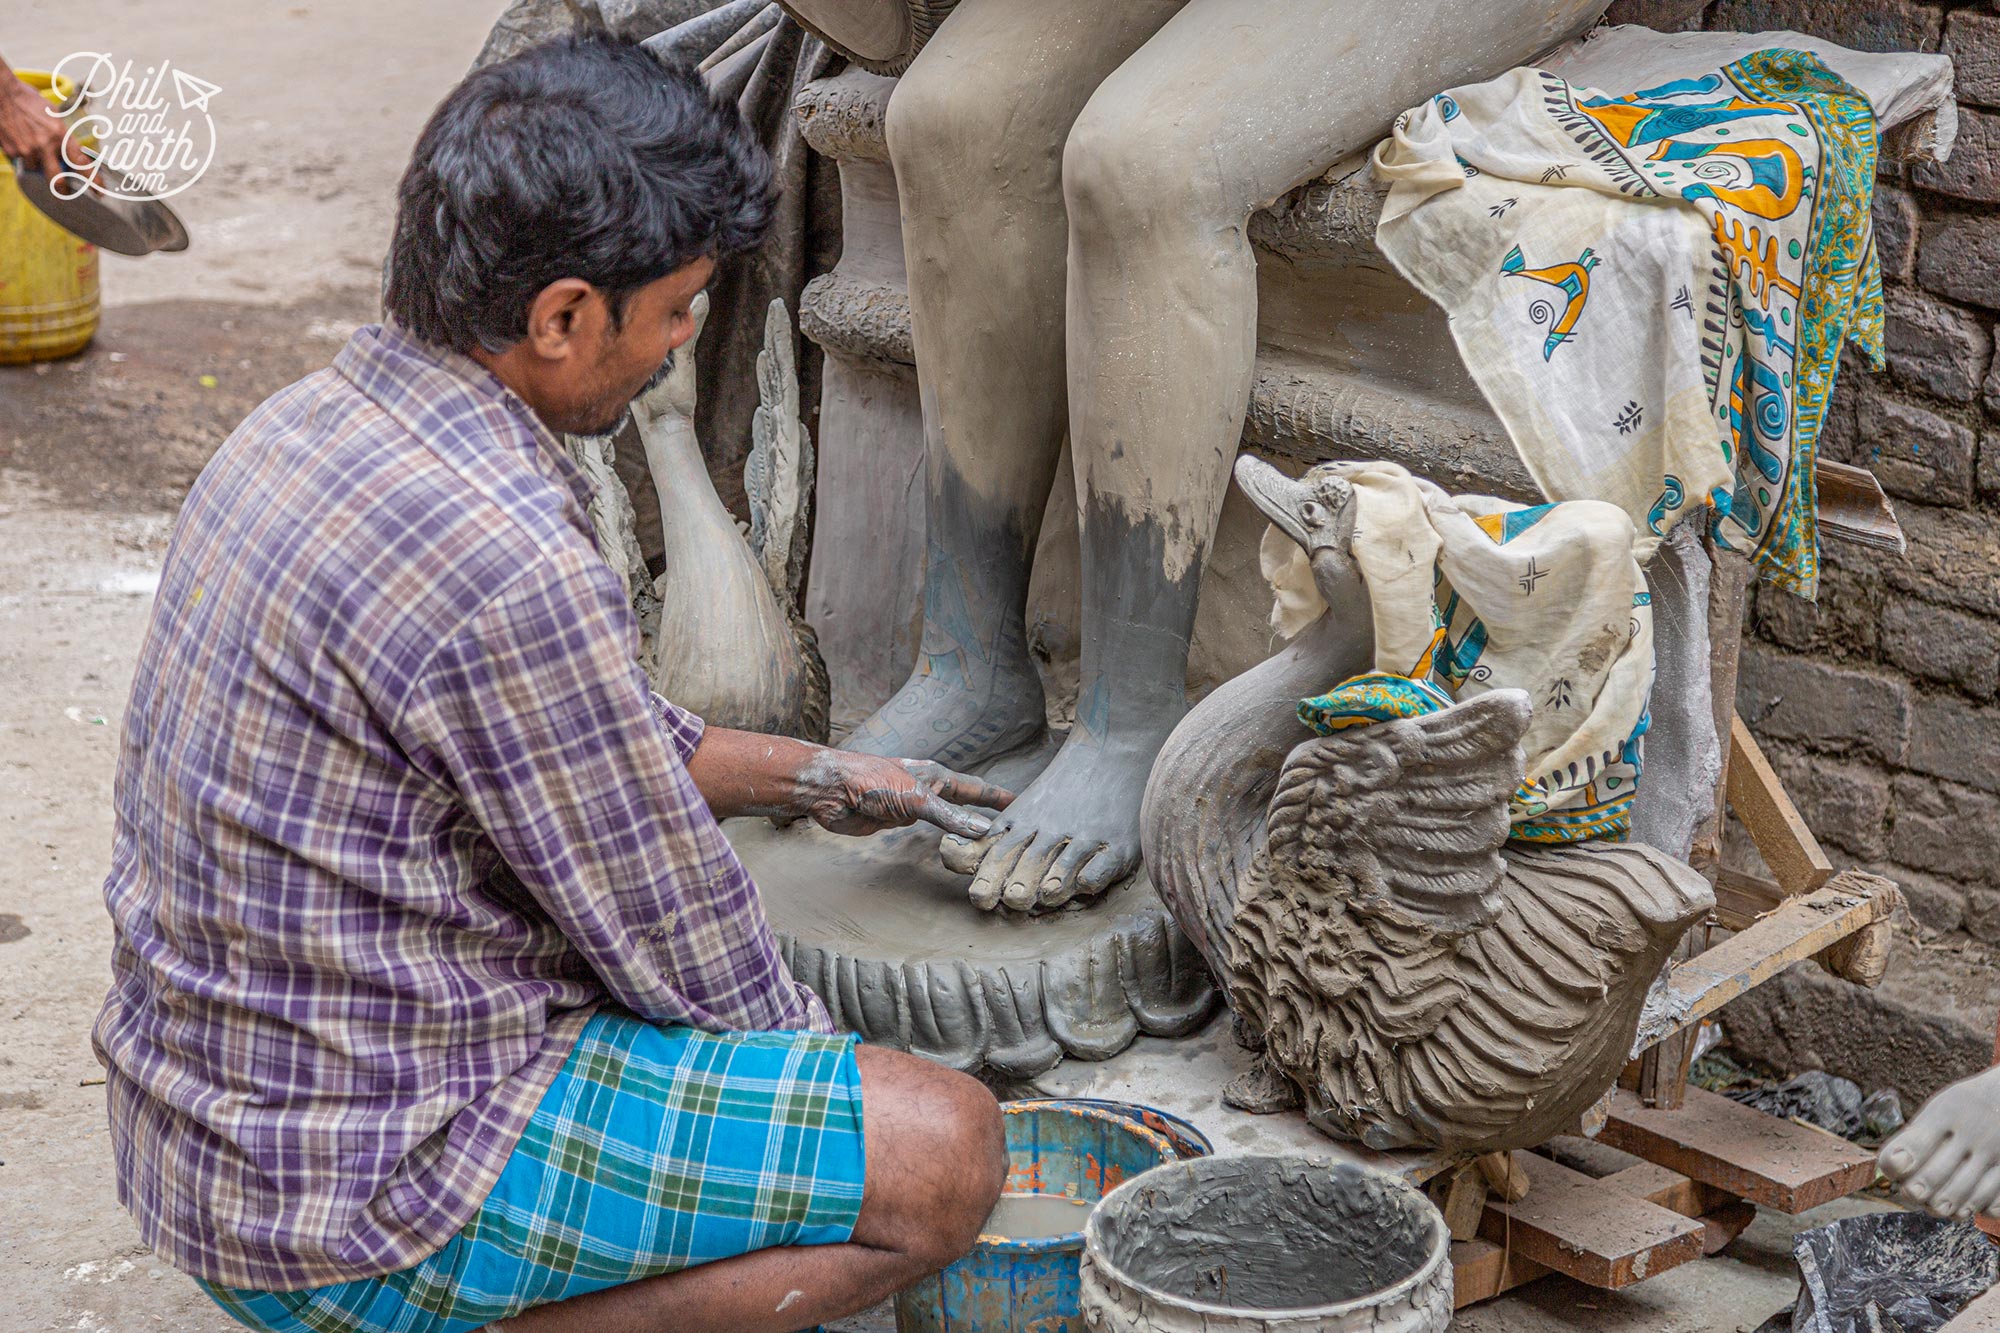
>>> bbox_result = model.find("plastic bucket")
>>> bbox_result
[893,1099,1211,1333]
[1078,1155,1453,1332]
[1,70,99,364]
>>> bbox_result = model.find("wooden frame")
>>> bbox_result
[1447,499,1909,1309]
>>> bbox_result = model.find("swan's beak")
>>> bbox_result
[1234,456,1316,549]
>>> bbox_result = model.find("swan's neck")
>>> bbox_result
[1145,601,1373,962]
[639,408,745,560]
[636,405,806,727]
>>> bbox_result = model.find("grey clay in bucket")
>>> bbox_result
[1078,1155,1452,1332]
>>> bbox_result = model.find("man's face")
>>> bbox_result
[547,256,714,437]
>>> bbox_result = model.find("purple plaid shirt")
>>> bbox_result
[92,322,829,1291]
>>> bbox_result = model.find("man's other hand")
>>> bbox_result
[0,63,67,179]
[799,753,1013,840]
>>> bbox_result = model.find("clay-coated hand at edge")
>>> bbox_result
[797,751,1014,841]
[1878,1064,2000,1221]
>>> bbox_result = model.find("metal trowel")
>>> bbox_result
[8,155,188,257]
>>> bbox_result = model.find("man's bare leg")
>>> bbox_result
[946,0,1612,911]
[483,1045,1004,1333]
[841,0,1185,770]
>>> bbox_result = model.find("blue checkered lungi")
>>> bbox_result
[199,1009,867,1333]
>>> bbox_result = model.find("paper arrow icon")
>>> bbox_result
[170,67,220,113]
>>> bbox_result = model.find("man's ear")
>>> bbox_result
[522,279,599,361]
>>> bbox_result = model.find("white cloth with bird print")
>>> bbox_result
[1264,461,1654,842]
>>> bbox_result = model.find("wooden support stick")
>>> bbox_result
[1476,1150,1531,1203]
[1435,1162,1491,1242]
[1728,715,1835,897]
[1815,459,1906,553]
[1632,871,1900,1050]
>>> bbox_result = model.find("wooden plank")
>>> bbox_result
[1632,870,1900,1050]
[1450,1238,1550,1309]
[1452,1157,1741,1308]
[1599,1085,1879,1214]
[1728,715,1835,896]
[1599,1160,1733,1219]
[1815,459,1906,554]
[1475,1150,1705,1288]
[1699,1200,1759,1256]
[1713,867,1785,931]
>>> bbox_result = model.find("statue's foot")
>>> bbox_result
[841,656,1046,769]
[939,717,1180,912]
[1879,1064,2000,1220]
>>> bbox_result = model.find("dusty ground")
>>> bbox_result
[0,3,1930,1331]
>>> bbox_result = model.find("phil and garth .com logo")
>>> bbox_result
[41,51,219,203]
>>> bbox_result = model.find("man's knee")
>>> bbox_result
[855,1046,1005,1269]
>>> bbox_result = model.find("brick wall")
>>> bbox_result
[1652,0,2000,948]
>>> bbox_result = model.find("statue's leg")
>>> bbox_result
[951,0,1608,911]
[840,0,1185,768]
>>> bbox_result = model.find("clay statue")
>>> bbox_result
[1879,1065,2000,1222]
[1140,459,1714,1154]
[781,0,1613,913]
[634,292,831,741]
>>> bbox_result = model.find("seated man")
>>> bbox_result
[92,34,1005,1333]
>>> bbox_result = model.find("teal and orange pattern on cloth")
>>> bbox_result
[1279,463,1654,846]
[1375,48,1890,600]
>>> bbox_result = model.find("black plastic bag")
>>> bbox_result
[1758,1212,1997,1333]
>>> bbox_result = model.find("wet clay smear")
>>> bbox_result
[983,1192,1095,1240]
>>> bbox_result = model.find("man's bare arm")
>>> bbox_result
[686,727,1013,840]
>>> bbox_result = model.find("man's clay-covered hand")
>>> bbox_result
[797,752,1012,839]
[686,725,1011,840]
[1878,1065,2000,1221]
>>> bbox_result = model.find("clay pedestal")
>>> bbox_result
[734,740,1218,1076]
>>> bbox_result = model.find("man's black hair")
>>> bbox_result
[384,33,773,354]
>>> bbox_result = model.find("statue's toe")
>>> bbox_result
[999,847,1049,911]
[1036,839,1108,909]
[1076,841,1137,899]
[964,826,1032,911]
[1903,1139,1972,1205]
[939,829,989,875]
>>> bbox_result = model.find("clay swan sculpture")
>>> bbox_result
[1140,457,1713,1154]
[633,294,830,742]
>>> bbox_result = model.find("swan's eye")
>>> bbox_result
[1299,501,1323,524]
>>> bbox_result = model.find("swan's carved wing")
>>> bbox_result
[745,298,814,609]
[1264,688,1531,936]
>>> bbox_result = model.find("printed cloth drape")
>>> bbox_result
[1265,462,1654,843]
[1373,49,1889,600]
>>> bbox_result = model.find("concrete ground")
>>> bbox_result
[0,2,1917,1330]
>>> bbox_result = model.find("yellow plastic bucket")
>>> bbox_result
[0,70,99,364]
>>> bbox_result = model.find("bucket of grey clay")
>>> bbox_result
[1078,1154,1452,1332]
